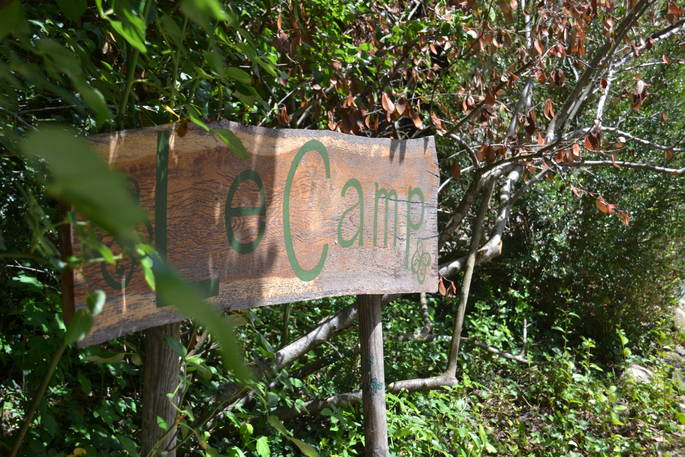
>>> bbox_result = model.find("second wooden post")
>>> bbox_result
[358,294,389,457]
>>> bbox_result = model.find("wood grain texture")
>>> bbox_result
[68,121,439,346]
[358,294,389,457]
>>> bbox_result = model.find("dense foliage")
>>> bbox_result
[1,0,684,456]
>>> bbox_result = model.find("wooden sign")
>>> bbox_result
[66,121,438,345]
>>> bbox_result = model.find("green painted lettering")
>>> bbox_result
[283,140,330,281]
[224,169,266,254]
[337,178,364,248]
[373,184,398,247]
[404,186,425,267]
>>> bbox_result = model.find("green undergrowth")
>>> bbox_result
[2,280,684,456]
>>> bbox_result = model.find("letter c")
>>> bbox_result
[283,140,330,281]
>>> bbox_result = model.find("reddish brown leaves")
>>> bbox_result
[381,92,395,118]
[632,79,650,110]
[476,144,507,163]
[438,276,457,296]
[596,196,616,215]
[450,162,461,178]
[584,130,602,150]
[342,93,356,108]
[543,99,555,120]
[277,106,292,125]
[176,119,189,137]
[409,108,425,130]
[595,197,629,225]
[396,97,409,116]
[556,143,581,163]
[432,112,446,135]
[618,211,631,226]
[668,1,684,21]
[534,39,545,56]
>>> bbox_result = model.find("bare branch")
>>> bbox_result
[507,79,534,141]
[439,166,549,278]
[601,127,685,152]
[446,179,495,377]
[566,160,684,175]
[614,18,685,69]
[449,133,479,167]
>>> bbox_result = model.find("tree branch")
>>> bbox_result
[566,160,684,175]
[614,18,685,68]
[446,179,495,377]
[439,166,548,278]
[546,0,652,140]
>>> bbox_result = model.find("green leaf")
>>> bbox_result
[267,416,320,457]
[118,436,141,457]
[87,290,106,316]
[159,14,184,47]
[107,7,148,53]
[57,0,87,22]
[212,128,249,158]
[21,128,147,244]
[675,411,685,425]
[85,351,125,364]
[224,67,252,85]
[165,336,188,357]
[0,231,5,250]
[256,436,270,457]
[65,309,93,345]
[156,415,169,431]
[98,244,116,264]
[153,257,251,382]
[140,255,155,290]
[75,83,112,127]
[188,113,210,131]
[0,0,24,40]
[181,0,231,29]
[226,447,246,457]
[240,422,253,437]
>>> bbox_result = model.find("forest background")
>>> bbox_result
[1,0,685,456]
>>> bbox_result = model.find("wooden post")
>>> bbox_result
[358,294,389,457]
[141,129,181,455]
[142,322,181,456]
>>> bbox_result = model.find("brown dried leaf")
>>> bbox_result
[342,93,356,108]
[534,39,545,55]
[431,111,446,134]
[396,97,409,115]
[635,79,646,96]
[381,92,395,114]
[618,211,631,226]
[595,197,616,215]
[410,109,425,130]
[543,99,555,120]
[476,144,489,162]
[277,106,292,124]
[176,119,188,137]
[450,162,461,178]
[569,184,585,198]
[438,278,447,296]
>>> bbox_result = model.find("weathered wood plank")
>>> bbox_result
[68,121,439,345]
